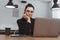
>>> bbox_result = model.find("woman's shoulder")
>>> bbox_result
[31,18,35,20]
[17,18,23,22]
[31,18,35,22]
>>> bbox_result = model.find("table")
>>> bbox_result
[0,35,59,40]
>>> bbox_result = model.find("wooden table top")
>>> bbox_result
[0,35,59,40]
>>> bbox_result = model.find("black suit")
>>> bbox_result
[17,18,35,36]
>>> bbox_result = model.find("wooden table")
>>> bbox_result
[0,35,59,40]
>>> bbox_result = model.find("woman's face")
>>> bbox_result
[24,7,34,17]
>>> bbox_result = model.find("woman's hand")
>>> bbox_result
[23,14,31,23]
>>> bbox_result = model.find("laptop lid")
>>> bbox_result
[33,18,59,37]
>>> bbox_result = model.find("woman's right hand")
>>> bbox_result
[23,14,31,23]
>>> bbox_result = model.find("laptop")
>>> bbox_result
[33,18,59,37]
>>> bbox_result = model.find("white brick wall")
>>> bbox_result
[0,0,51,30]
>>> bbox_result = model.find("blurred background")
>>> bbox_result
[0,0,53,30]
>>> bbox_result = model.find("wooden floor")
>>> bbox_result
[0,35,60,40]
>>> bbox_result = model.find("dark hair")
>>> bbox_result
[24,3,34,11]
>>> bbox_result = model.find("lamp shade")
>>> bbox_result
[52,0,59,8]
[21,0,27,3]
[5,0,15,8]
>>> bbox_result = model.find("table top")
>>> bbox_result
[0,35,59,40]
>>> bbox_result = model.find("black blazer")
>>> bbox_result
[17,18,35,36]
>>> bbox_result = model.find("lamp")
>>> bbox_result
[52,0,59,8]
[52,0,60,18]
[21,0,27,3]
[5,0,18,8]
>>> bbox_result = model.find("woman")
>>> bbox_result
[17,3,35,36]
